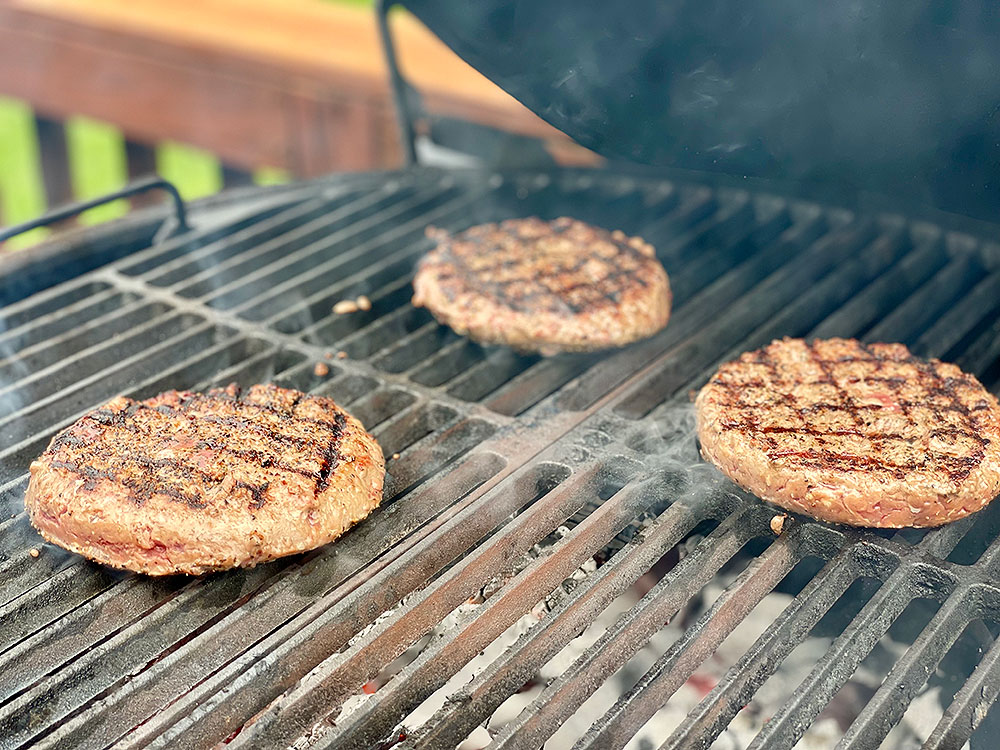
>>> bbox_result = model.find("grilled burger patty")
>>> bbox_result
[696,338,1000,527]
[412,217,671,355]
[25,384,384,575]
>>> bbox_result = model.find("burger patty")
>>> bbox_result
[25,383,385,575]
[695,338,1000,527]
[412,217,671,356]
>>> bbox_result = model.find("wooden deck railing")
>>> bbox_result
[0,0,596,236]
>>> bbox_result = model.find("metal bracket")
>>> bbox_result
[375,0,419,165]
[0,176,190,243]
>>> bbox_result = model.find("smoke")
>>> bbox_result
[624,402,728,498]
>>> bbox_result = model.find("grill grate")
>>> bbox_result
[1,167,999,749]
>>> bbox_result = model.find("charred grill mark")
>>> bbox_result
[711,339,993,488]
[316,412,347,493]
[187,395,344,434]
[49,456,208,508]
[46,387,352,511]
[88,409,122,427]
[199,414,316,450]
[430,218,660,314]
[236,480,270,510]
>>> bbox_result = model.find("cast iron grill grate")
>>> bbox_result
[0,167,999,749]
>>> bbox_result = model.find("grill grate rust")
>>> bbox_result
[0,167,999,749]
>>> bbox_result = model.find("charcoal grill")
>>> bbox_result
[2,163,1000,750]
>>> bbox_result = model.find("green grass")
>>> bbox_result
[0,98,48,249]
[66,115,129,227]
[0,97,290,251]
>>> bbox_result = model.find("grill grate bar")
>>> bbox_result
[642,192,747,266]
[113,192,334,278]
[170,186,431,300]
[486,506,765,750]
[137,195,344,285]
[408,496,717,750]
[664,199,791,304]
[319,470,688,750]
[3,168,1000,749]
[809,230,946,342]
[292,273,414,344]
[62,447,505,750]
[559,208,829,413]
[445,349,540,404]
[214,186,474,317]
[836,589,974,749]
[663,549,860,749]
[372,321,465,376]
[108,455,509,750]
[0,321,226,467]
[697,225,912,381]
[220,464,605,749]
[744,564,917,750]
[637,187,716,245]
[134,459,587,749]
[480,353,603,416]
[615,219,881,419]
[0,298,170,384]
[864,254,984,345]
[911,271,1000,360]
[0,577,185,710]
[0,307,199,423]
[924,617,1000,749]
[0,569,281,750]
[574,525,809,750]
[0,288,133,361]
[913,513,984,562]
[407,339,492,387]
[0,559,116,657]
[0,280,113,336]
[955,312,1000,391]
[149,190,398,289]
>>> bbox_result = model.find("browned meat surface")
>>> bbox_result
[25,383,384,575]
[412,217,671,356]
[696,338,1000,527]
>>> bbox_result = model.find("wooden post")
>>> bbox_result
[124,138,158,208]
[34,115,73,209]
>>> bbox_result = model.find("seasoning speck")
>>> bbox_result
[29,548,40,558]
[314,362,330,377]
[356,295,372,311]
[336,351,348,360]
[333,300,359,314]
[770,514,787,536]
[324,351,334,360]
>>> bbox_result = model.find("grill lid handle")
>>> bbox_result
[0,176,190,243]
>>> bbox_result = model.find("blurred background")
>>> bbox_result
[0,0,595,250]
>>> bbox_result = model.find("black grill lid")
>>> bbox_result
[401,0,1000,220]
